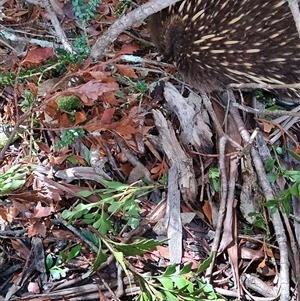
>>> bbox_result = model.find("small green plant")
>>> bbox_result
[264,147,300,215]
[248,212,267,232]
[84,231,223,301]
[72,35,90,59]
[55,95,81,112]
[117,76,149,95]
[62,179,159,230]
[136,262,225,301]
[71,0,100,25]
[69,0,101,59]
[56,128,85,149]
[114,0,132,15]
[209,167,220,192]
[46,244,82,280]
[21,90,36,111]
[135,80,148,94]
[0,59,60,87]
[0,165,27,195]
[254,91,276,107]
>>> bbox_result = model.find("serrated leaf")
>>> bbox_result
[80,228,99,246]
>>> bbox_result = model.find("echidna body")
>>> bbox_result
[149,0,300,94]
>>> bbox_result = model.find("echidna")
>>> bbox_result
[149,0,300,95]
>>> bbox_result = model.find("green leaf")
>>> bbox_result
[290,183,300,196]
[112,251,129,278]
[158,277,173,290]
[91,239,107,271]
[93,210,112,235]
[61,210,74,219]
[108,201,122,213]
[172,276,193,292]
[78,190,94,197]
[283,170,300,182]
[137,291,152,301]
[265,200,279,208]
[5,164,22,175]
[127,216,140,228]
[99,179,129,191]
[264,159,275,172]
[67,155,79,165]
[275,146,284,155]
[267,172,278,184]
[10,180,25,190]
[164,291,178,301]
[67,244,82,262]
[113,238,163,256]
[281,194,291,216]
[287,149,300,163]
[0,182,13,194]
[45,254,53,269]
[162,264,177,276]
[80,228,99,246]
[83,145,90,165]
[270,206,278,215]
[50,268,63,280]
[197,252,214,274]
[179,263,192,275]
[82,218,94,224]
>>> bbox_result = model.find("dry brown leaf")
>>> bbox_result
[115,64,138,78]
[28,220,47,238]
[202,201,212,224]
[68,81,119,106]
[23,47,54,65]
[101,91,119,105]
[101,108,115,124]
[33,201,54,218]
[74,111,87,125]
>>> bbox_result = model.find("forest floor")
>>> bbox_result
[0,1,299,300]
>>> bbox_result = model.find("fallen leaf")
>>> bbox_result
[28,220,47,237]
[23,47,54,65]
